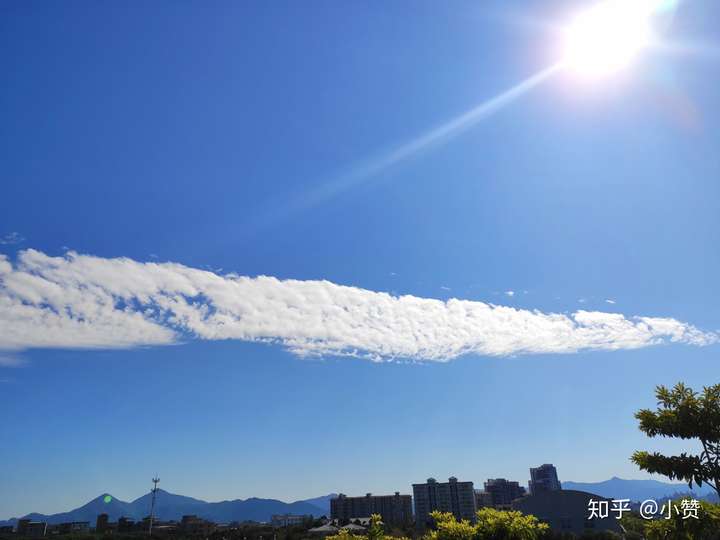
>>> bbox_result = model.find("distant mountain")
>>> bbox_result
[293,494,337,516]
[195,498,325,523]
[3,494,136,527]
[130,490,208,521]
[562,477,715,502]
[0,490,329,526]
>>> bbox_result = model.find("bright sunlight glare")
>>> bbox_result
[563,0,659,77]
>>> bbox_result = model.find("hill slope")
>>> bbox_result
[562,477,714,502]
[293,494,336,516]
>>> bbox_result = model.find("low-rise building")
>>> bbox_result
[331,517,371,527]
[17,519,47,538]
[339,523,366,534]
[96,513,109,533]
[270,514,312,528]
[57,522,90,535]
[95,513,118,534]
[308,523,339,536]
[150,524,179,536]
[180,515,215,536]
[117,517,135,533]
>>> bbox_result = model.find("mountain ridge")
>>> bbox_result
[0,490,329,526]
[561,476,716,502]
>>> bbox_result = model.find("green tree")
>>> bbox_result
[424,512,476,540]
[367,514,387,540]
[326,529,362,540]
[424,509,548,540]
[326,514,409,540]
[632,382,720,496]
[618,513,646,540]
[474,508,548,540]
[642,497,720,540]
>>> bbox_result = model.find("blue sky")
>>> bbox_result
[1,0,720,519]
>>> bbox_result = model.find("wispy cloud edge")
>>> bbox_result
[0,232,25,245]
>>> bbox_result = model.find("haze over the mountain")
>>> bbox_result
[562,477,716,502]
[0,490,329,526]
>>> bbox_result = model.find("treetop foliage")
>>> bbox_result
[415,510,546,540]
[632,382,720,496]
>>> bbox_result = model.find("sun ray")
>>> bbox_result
[246,63,562,233]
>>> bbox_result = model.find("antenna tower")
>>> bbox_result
[149,477,160,535]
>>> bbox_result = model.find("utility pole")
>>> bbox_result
[149,477,160,535]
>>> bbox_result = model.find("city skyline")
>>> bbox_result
[2,0,720,521]
[3,465,714,522]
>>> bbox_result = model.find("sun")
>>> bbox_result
[562,0,657,77]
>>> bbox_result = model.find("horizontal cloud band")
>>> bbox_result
[0,249,716,360]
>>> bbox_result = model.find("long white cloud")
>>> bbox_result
[0,249,716,360]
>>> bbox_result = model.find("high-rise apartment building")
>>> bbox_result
[483,478,526,508]
[529,464,562,495]
[331,492,412,527]
[412,477,477,528]
[474,490,493,509]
